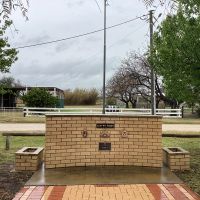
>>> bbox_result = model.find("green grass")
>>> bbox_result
[163,131,200,135]
[0,134,44,163]
[163,138,200,194]
[64,105,101,108]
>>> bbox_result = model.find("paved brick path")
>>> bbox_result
[13,184,200,200]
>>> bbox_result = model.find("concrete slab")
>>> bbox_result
[26,164,182,186]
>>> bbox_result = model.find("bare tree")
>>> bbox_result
[106,65,139,108]
[123,52,180,108]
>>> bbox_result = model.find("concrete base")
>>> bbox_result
[26,164,182,186]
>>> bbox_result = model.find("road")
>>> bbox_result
[0,123,45,132]
[0,123,199,132]
[162,124,200,132]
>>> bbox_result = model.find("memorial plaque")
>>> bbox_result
[100,131,110,138]
[99,142,111,151]
[96,123,115,129]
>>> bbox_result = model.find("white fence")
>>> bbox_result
[23,107,182,118]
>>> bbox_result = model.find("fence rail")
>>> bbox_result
[23,107,182,118]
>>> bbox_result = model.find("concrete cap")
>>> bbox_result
[16,147,44,155]
[45,113,162,118]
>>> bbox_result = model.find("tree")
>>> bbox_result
[142,0,200,17]
[107,52,180,108]
[0,21,18,73]
[0,76,22,87]
[124,52,181,108]
[0,76,22,107]
[106,67,138,108]
[22,88,58,107]
[142,0,200,8]
[0,0,28,21]
[151,10,200,105]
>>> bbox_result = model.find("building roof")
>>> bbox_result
[5,87,64,93]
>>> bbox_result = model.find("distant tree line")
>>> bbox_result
[64,88,99,105]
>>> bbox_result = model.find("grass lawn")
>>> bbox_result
[0,112,45,123]
[0,112,200,124]
[163,118,200,124]
[0,133,199,194]
[0,134,44,163]
[163,131,200,135]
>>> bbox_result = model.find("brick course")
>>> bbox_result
[15,147,44,171]
[45,115,162,169]
[163,147,190,171]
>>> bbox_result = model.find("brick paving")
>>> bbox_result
[13,184,200,200]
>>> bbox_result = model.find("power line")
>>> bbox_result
[62,22,148,74]
[13,14,148,50]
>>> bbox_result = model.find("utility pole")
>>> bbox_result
[102,0,107,114]
[149,10,156,115]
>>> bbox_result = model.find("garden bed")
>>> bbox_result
[0,163,33,200]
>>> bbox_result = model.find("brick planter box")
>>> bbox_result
[15,147,44,171]
[163,147,190,171]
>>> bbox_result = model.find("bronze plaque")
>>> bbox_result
[100,131,110,138]
[99,142,111,151]
[96,123,115,129]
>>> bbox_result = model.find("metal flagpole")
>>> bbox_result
[149,10,156,115]
[102,0,107,114]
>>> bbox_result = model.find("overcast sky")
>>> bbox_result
[2,0,166,90]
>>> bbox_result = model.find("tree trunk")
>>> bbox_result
[1,94,3,108]
[191,103,195,114]
[125,102,129,108]
[156,100,160,109]
[131,101,137,108]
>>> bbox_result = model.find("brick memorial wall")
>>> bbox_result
[45,114,162,169]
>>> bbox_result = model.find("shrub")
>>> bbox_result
[64,88,98,105]
[22,88,58,107]
[106,97,117,105]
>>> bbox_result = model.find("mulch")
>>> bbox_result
[0,163,33,200]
